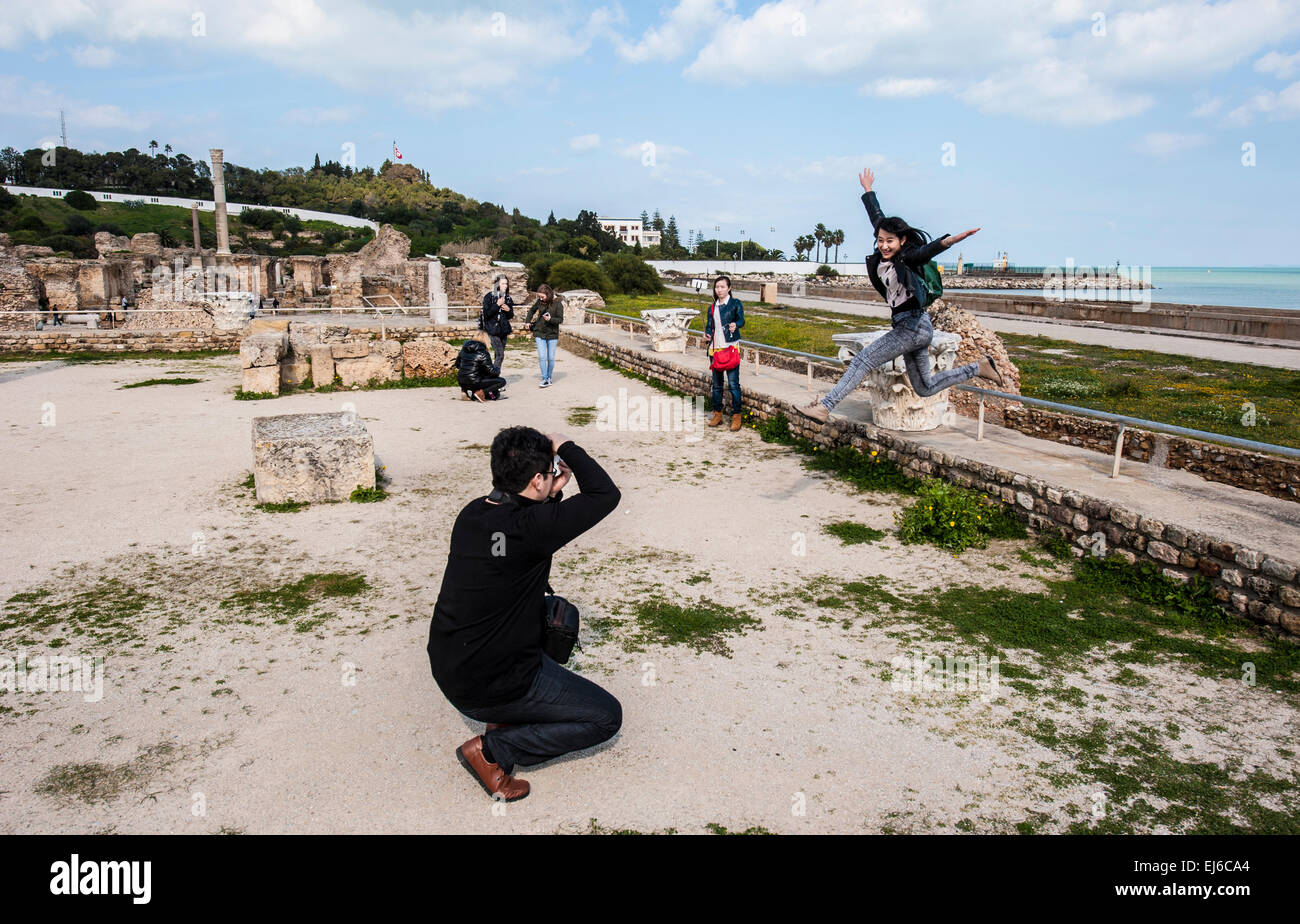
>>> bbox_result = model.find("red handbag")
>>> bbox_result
[709,343,740,371]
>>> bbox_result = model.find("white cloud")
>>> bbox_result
[1190,94,1225,117]
[863,77,947,98]
[283,107,357,125]
[1225,80,1300,123]
[70,44,117,68]
[612,0,735,63]
[1133,131,1209,158]
[569,133,600,151]
[1255,50,1300,79]
[627,0,1300,125]
[0,1,607,114]
[0,74,150,136]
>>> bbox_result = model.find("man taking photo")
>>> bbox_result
[427,426,622,802]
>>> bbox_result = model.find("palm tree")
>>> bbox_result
[814,223,829,263]
[832,229,844,263]
[793,234,814,261]
[164,144,172,155]
[148,140,158,156]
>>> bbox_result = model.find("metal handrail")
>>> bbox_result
[579,306,1300,464]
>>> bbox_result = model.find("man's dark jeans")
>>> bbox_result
[457,654,621,774]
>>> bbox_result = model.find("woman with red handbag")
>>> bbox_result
[703,275,745,431]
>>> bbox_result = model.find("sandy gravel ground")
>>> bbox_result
[0,343,1296,834]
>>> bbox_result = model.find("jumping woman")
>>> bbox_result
[796,168,1004,424]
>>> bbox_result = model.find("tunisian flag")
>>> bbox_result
[393,141,402,160]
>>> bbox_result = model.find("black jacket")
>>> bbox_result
[427,440,621,709]
[862,191,952,317]
[456,339,497,386]
[480,290,514,337]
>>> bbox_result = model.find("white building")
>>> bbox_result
[598,217,661,247]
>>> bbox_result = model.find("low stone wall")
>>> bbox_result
[0,328,243,354]
[1004,405,1299,502]
[559,325,1300,642]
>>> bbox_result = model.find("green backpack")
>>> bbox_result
[914,261,943,308]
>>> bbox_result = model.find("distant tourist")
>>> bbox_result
[795,168,1003,424]
[427,426,622,802]
[272,296,280,313]
[704,274,745,431]
[524,284,564,387]
[247,294,256,319]
[456,330,506,402]
[120,294,128,311]
[258,295,265,313]
[480,274,514,373]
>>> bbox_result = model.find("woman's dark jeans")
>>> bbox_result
[489,335,506,374]
[821,308,978,410]
[458,654,622,775]
[711,365,741,414]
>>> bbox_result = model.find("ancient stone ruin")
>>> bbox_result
[251,411,375,504]
[832,329,965,431]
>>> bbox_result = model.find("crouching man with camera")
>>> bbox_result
[427,426,622,802]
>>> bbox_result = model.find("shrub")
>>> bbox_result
[41,234,97,259]
[547,258,614,299]
[600,251,663,295]
[813,264,838,278]
[63,189,98,210]
[0,187,16,210]
[238,207,280,230]
[895,479,1026,553]
[63,213,93,235]
[15,210,46,232]
[522,251,566,290]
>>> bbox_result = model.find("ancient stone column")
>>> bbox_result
[209,148,231,256]
[191,203,201,251]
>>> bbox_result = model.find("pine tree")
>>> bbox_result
[665,215,680,253]
[313,153,321,170]
[640,209,649,227]
[546,210,556,226]
[651,209,664,231]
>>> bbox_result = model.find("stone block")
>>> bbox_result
[309,345,335,387]
[332,340,370,359]
[403,339,457,378]
[1261,559,1298,583]
[251,412,374,504]
[1146,540,1180,565]
[281,360,312,388]
[335,350,401,387]
[242,365,280,396]
[240,331,287,368]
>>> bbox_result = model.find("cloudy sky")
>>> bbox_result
[2,0,1298,265]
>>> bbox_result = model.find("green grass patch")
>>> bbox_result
[567,405,598,426]
[254,499,309,513]
[624,596,761,656]
[0,349,233,364]
[349,485,388,503]
[220,571,369,629]
[119,376,202,389]
[822,521,887,545]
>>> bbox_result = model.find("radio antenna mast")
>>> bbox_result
[59,110,67,148]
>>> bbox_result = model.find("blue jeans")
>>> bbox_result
[822,309,979,410]
[457,654,622,775]
[711,365,741,414]
[535,337,557,380]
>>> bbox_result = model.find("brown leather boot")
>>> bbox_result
[707,411,725,427]
[473,389,488,402]
[456,735,529,802]
[730,413,742,431]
